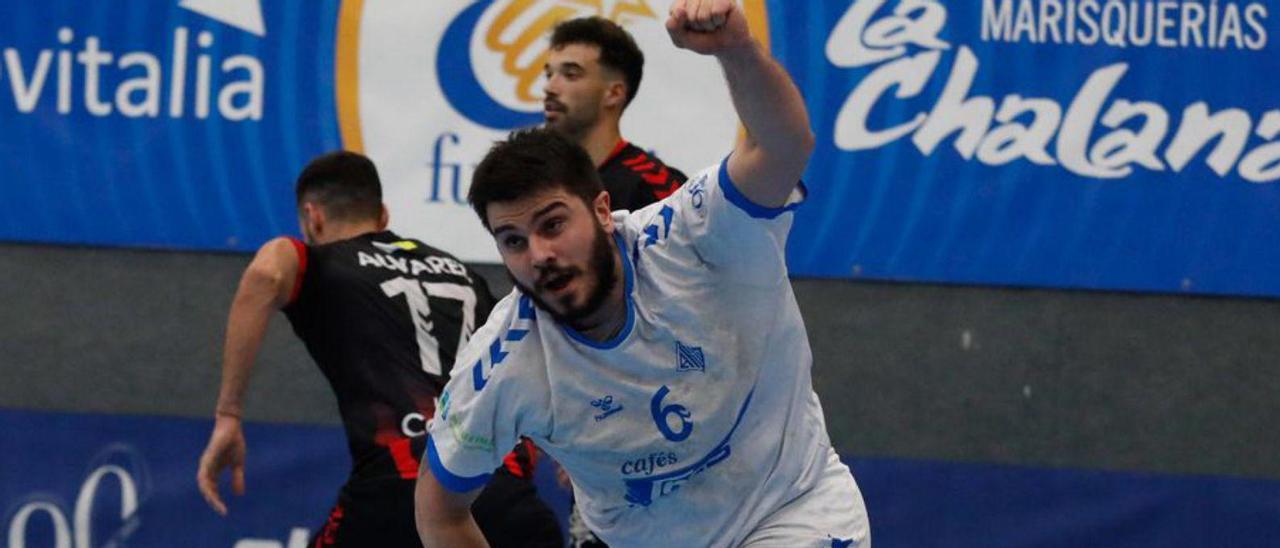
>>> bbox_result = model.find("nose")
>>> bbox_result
[543,74,559,98]
[528,234,556,267]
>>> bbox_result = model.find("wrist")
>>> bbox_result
[713,38,763,64]
[215,408,243,420]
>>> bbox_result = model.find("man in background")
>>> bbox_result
[545,16,687,213]
[196,151,562,547]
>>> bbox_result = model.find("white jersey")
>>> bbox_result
[427,158,867,547]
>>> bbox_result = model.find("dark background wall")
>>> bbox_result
[2,242,1277,481]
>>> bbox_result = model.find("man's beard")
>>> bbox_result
[544,100,599,142]
[545,115,591,142]
[511,223,618,328]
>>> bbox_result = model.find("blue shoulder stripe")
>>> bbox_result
[717,156,807,220]
[472,295,538,391]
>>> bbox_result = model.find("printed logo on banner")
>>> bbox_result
[437,1,662,130]
[826,0,1280,183]
[781,0,1280,295]
[0,0,338,253]
[0,2,264,122]
[5,444,150,548]
[3,440,317,548]
[344,1,763,262]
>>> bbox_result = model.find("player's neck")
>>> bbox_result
[568,245,628,342]
[314,221,382,245]
[579,120,624,168]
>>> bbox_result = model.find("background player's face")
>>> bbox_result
[543,44,621,138]
[487,188,619,324]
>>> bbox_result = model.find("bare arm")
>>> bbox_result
[667,0,815,207]
[415,457,488,548]
[196,237,300,515]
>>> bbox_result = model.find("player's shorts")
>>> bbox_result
[310,469,563,547]
[309,476,417,547]
[739,449,871,548]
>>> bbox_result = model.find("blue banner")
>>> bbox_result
[4,409,1278,547]
[1,410,347,547]
[0,0,339,251]
[779,1,1280,297]
[853,457,1280,547]
[3,1,1279,297]
[0,409,575,548]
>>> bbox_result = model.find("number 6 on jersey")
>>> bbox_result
[651,385,693,442]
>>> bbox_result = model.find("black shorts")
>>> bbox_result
[311,469,563,547]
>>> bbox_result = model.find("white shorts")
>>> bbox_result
[739,450,871,548]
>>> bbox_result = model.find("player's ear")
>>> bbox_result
[377,204,389,230]
[593,191,613,230]
[302,202,326,237]
[604,80,627,110]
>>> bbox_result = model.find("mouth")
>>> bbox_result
[540,271,575,294]
[544,101,566,115]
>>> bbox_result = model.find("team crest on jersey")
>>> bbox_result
[675,340,705,373]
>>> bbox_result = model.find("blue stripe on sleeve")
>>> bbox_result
[717,156,807,220]
[426,435,493,493]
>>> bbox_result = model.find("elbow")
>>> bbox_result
[797,127,816,159]
[779,126,815,168]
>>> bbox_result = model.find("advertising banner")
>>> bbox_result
[4,409,1278,547]
[1,410,348,548]
[784,0,1280,296]
[2,1,1278,297]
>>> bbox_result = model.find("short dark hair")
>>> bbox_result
[294,151,383,222]
[469,128,603,230]
[550,16,644,109]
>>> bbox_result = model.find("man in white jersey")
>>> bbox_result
[415,1,869,546]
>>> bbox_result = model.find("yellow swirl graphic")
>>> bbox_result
[486,0,658,103]
[486,1,580,103]
[333,1,772,149]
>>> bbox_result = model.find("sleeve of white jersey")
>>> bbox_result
[660,155,806,286]
[425,293,543,493]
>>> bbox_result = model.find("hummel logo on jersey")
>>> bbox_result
[676,340,705,373]
[591,395,623,422]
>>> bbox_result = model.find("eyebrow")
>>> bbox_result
[546,61,585,72]
[492,201,570,237]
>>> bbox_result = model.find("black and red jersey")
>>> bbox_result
[598,141,688,211]
[282,231,499,483]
